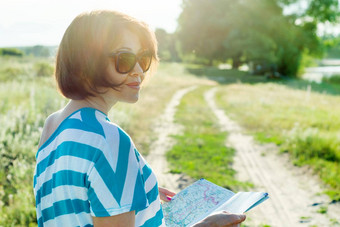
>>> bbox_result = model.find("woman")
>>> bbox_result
[33,10,246,227]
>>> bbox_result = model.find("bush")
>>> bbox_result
[283,128,340,162]
[0,48,24,57]
[0,66,24,81]
[281,128,340,200]
[34,62,54,77]
[0,109,43,226]
[322,75,340,85]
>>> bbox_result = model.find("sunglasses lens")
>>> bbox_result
[117,52,136,73]
[138,52,152,72]
[114,51,152,73]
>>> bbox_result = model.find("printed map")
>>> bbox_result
[162,179,235,227]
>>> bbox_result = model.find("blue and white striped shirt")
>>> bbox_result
[33,107,164,226]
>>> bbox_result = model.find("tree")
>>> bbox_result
[177,0,339,76]
[323,36,340,58]
[177,0,234,65]
[23,45,50,57]
[222,0,283,69]
[155,28,180,62]
[279,0,340,23]
[177,0,288,68]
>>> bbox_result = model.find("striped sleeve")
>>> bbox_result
[87,126,148,217]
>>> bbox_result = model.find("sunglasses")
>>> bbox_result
[109,50,152,74]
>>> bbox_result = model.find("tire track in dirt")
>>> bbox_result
[205,87,340,227]
[146,86,197,193]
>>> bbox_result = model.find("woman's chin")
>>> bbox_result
[123,96,140,104]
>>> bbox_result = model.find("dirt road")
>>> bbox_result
[146,86,197,193]
[146,86,340,226]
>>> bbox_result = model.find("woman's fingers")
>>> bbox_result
[159,187,176,196]
[217,213,246,226]
[158,187,176,202]
[194,212,246,227]
[159,193,171,202]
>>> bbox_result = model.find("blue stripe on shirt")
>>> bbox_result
[36,142,102,178]
[140,208,164,227]
[142,163,152,180]
[87,186,110,217]
[37,108,106,155]
[90,148,123,205]
[146,183,159,203]
[130,169,148,212]
[41,199,90,222]
[36,170,87,205]
[113,128,131,202]
[80,108,105,139]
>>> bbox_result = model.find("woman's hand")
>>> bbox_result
[158,187,176,202]
[193,211,246,227]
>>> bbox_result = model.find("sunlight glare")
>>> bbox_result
[0,0,181,47]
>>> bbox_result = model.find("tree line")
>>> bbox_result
[0,45,52,57]
[156,0,340,77]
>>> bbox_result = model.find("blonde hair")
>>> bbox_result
[55,10,158,100]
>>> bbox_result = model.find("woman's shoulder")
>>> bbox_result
[38,110,64,149]
[38,107,134,153]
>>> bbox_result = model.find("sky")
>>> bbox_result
[0,0,339,48]
[0,0,182,47]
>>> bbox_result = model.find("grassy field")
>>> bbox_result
[214,82,340,200]
[1,56,340,225]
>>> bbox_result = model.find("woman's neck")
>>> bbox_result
[67,95,116,115]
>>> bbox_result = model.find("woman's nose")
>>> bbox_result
[130,62,144,77]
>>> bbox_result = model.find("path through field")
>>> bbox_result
[146,86,197,193]
[205,87,340,227]
[146,86,340,226]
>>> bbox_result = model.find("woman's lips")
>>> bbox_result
[126,82,140,90]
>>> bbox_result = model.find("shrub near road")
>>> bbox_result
[0,79,63,225]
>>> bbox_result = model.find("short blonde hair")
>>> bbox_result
[55,10,158,100]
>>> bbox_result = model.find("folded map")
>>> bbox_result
[162,178,269,227]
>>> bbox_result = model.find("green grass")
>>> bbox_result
[282,77,340,96]
[0,56,55,82]
[322,75,340,85]
[317,206,328,214]
[330,218,340,225]
[166,86,248,190]
[184,64,268,84]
